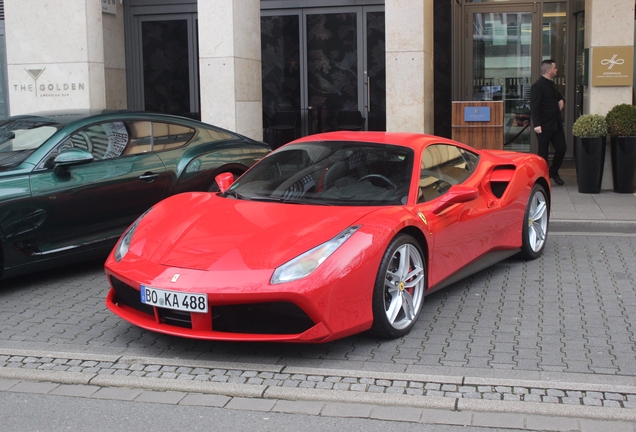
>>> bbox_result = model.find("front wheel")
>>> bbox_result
[519,183,549,260]
[370,234,426,338]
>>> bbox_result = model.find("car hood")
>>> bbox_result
[140,193,378,271]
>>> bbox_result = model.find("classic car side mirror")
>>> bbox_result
[429,184,479,214]
[215,172,235,193]
[53,148,94,175]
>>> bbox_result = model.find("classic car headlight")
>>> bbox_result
[115,208,152,262]
[271,226,361,284]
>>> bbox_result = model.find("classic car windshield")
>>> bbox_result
[228,141,414,205]
[0,118,62,170]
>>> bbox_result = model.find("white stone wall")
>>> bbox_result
[198,0,262,140]
[385,0,434,134]
[4,0,107,114]
[584,0,635,115]
[102,3,127,109]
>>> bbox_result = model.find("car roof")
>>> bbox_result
[289,131,474,152]
[5,109,201,126]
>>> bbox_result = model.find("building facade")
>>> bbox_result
[1,0,634,157]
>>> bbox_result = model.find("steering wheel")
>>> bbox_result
[357,174,397,189]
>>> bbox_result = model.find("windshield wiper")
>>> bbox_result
[279,197,334,206]
[220,190,248,200]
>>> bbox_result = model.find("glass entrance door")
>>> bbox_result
[261,6,385,148]
[468,7,534,152]
[465,3,569,154]
[128,13,200,119]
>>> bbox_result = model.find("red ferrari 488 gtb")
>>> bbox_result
[105,132,550,343]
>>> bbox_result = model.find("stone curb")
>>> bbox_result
[263,386,455,410]
[0,368,94,385]
[89,374,267,398]
[550,219,636,234]
[118,356,285,374]
[283,366,464,385]
[457,398,636,422]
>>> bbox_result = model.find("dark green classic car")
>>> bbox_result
[0,110,270,280]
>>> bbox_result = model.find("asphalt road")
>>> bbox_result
[1,234,635,379]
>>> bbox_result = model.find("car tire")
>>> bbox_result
[370,234,426,339]
[519,183,549,260]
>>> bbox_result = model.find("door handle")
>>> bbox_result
[367,76,371,113]
[139,172,159,182]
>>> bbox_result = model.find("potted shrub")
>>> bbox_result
[605,104,636,193]
[572,114,607,193]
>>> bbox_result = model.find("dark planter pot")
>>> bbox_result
[611,136,636,193]
[575,136,606,194]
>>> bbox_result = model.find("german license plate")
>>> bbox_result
[140,285,208,313]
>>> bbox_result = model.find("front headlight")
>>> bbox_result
[271,226,360,284]
[114,208,152,262]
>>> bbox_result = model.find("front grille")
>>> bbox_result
[158,308,192,329]
[213,302,315,334]
[110,277,154,316]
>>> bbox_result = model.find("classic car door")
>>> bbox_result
[29,120,168,255]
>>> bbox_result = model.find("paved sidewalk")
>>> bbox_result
[550,167,636,233]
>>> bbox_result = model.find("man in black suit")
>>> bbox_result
[530,59,566,185]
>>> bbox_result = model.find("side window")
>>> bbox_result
[418,144,479,203]
[152,122,196,151]
[122,121,196,156]
[123,121,153,155]
[84,122,129,160]
[41,122,129,168]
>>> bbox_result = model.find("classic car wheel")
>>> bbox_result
[370,234,426,338]
[519,183,549,260]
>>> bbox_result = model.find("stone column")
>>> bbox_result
[198,0,262,140]
[385,0,434,133]
[584,0,634,190]
[4,0,106,115]
[584,0,634,115]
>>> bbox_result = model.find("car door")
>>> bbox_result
[415,143,493,287]
[29,120,168,254]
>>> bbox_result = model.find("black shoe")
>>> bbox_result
[550,173,564,185]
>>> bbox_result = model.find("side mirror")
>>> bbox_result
[215,172,235,193]
[54,148,94,168]
[429,184,478,214]
[53,148,94,175]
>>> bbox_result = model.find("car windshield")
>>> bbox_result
[0,118,62,171]
[228,141,414,206]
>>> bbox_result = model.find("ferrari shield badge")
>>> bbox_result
[417,212,428,226]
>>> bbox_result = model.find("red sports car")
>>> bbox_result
[105,132,550,343]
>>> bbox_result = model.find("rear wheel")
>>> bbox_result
[370,234,426,338]
[519,183,549,260]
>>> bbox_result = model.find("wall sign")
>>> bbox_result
[464,107,491,122]
[102,0,117,15]
[591,46,633,86]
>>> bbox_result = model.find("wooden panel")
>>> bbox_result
[451,101,504,150]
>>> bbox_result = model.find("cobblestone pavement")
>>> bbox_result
[1,233,636,426]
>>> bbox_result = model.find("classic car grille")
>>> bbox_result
[212,302,315,334]
[110,277,154,316]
